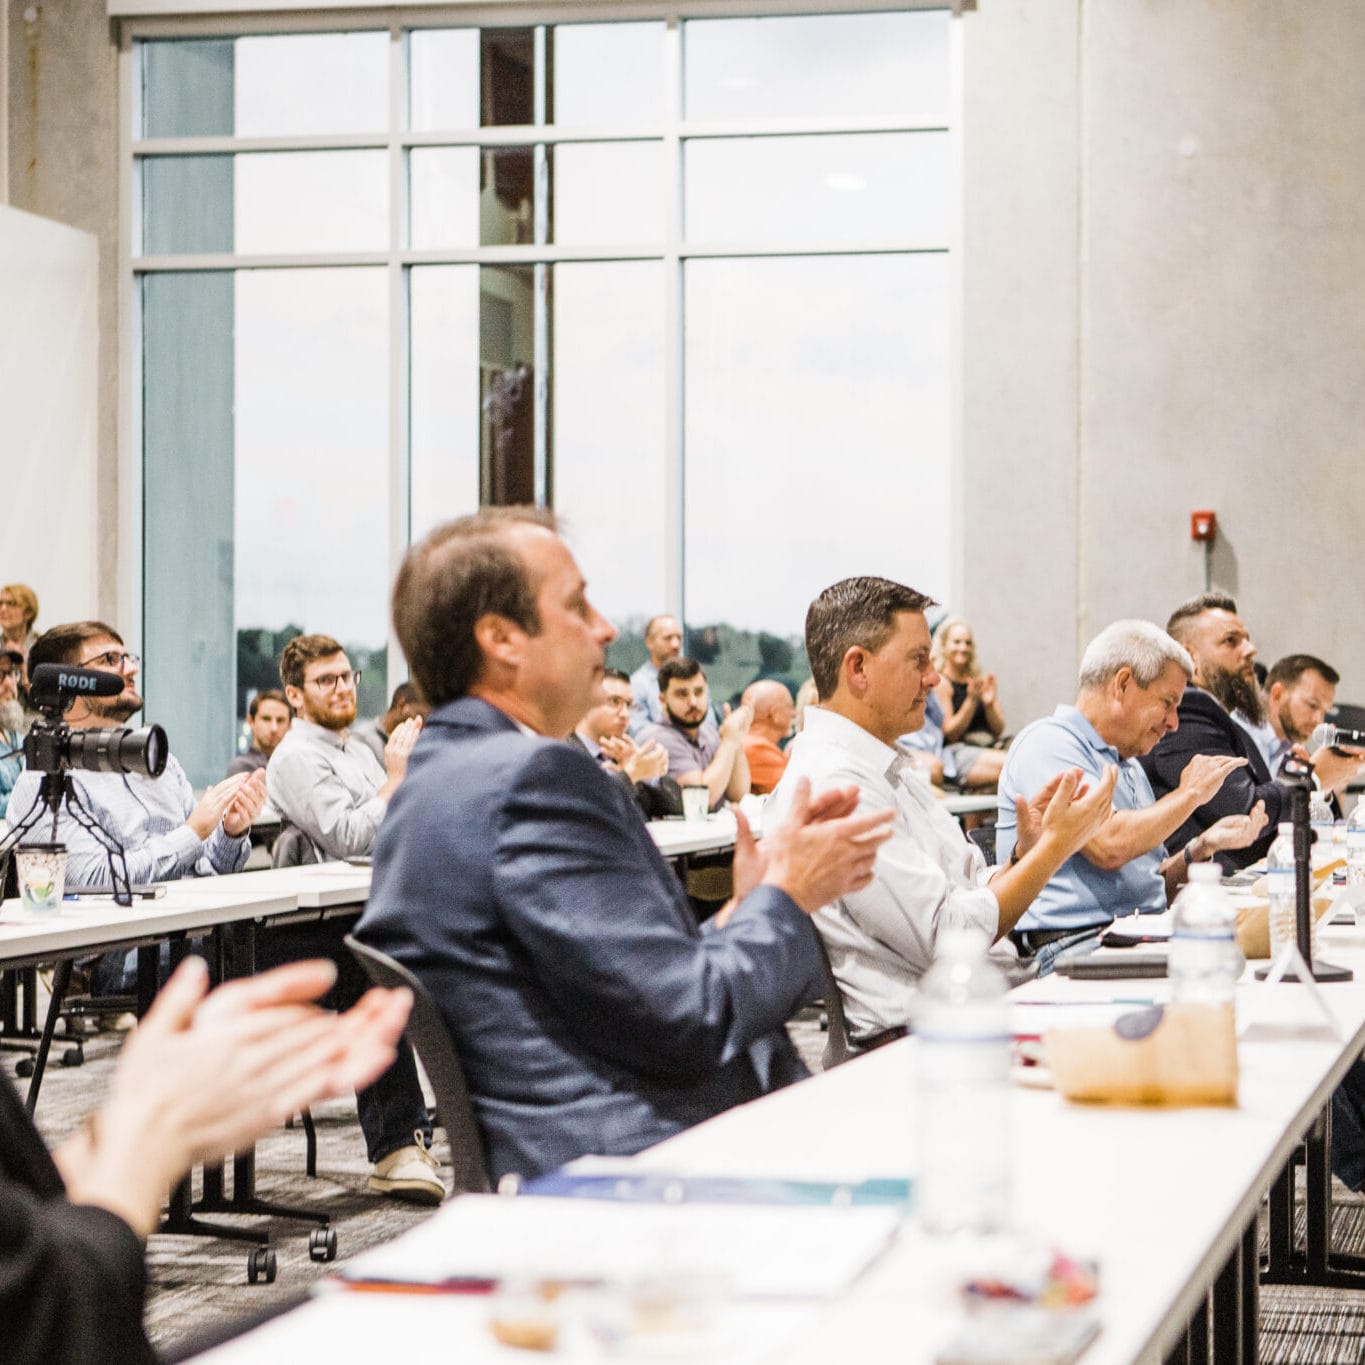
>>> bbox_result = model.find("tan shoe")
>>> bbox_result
[368,1131,446,1205]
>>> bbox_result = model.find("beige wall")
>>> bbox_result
[961,0,1365,730]
[8,0,1365,722]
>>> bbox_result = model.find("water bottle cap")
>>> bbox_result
[1187,862,1222,883]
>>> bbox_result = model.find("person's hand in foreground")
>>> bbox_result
[53,957,412,1239]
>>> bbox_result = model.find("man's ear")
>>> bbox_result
[473,613,524,669]
[1113,666,1134,701]
[284,683,305,713]
[840,645,870,699]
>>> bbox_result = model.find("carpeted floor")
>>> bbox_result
[15,1008,1365,1362]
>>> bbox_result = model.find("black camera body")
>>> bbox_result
[25,663,168,780]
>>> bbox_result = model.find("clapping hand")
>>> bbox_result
[221,769,268,837]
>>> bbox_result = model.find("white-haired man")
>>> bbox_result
[997,619,1269,972]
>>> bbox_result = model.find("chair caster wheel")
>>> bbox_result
[309,1227,338,1263]
[248,1246,277,1284]
[61,1046,84,1067]
[15,1058,34,1078]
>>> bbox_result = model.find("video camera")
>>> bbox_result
[25,663,168,780]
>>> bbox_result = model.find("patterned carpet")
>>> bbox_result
[14,1008,1365,1362]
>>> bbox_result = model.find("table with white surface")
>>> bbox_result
[186,929,1365,1365]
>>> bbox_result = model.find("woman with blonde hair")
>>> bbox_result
[0,583,39,659]
[931,615,1006,790]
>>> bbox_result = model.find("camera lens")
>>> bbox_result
[64,724,168,779]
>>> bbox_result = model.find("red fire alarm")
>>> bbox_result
[1190,510,1217,543]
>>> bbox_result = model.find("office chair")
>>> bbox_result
[271,825,318,868]
[344,935,492,1195]
[966,824,997,866]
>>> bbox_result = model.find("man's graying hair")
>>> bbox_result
[1078,620,1193,690]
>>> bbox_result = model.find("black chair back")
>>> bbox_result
[343,935,491,1194]
[271,824,318,868]
[966,824,997,866]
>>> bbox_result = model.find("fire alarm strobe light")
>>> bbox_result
[1190,510,1217,543]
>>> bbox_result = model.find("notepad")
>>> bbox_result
[522,1170,912,1207]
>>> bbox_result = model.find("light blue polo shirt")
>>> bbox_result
[996,705,1166,931]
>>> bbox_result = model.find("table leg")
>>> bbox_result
[23,957,72,1115]
[1241,1220,1258,1364]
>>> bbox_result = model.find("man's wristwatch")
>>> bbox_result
[1183,836,1205,868]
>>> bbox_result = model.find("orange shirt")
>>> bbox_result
[744,734,789,795]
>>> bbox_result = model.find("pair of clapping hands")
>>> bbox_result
[54,958,412,1239]
[598,733,669,784]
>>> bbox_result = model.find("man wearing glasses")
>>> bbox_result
[5,622,265,885]
[0,647,28,805]
[266,633,422,863]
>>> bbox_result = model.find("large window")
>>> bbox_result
[130,7,953,781]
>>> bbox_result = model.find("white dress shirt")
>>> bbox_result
[768,707,1018,1041]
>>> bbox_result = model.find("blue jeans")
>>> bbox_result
[1029,926,1105,978]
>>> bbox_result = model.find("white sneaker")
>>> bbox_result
[368,1131,446,1206]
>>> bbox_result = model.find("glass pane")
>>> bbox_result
[142,272,236,789]
[553,143,663,245]
[483,28,535,126]
[480,265,537,505]
[409,28,480,131]
[685,132,950,247]
[140,33,387,138]
[684,11,950,121]
[142,152,388,255]
[411,146,537,248]
[410,265,482,543]
[551,22,665,127]
[553,261,666,662]
[233,33,388,136]
[684,255,951,704]
[233,269,390,726]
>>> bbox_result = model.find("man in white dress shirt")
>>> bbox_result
[768,577,1116,1050]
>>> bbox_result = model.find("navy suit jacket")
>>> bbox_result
[1138,686,1286,871]
[359,697,822,1182]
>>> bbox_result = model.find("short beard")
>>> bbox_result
[1204,665,1264,726]
[86,694,144,725]
[312,703,356,733]
[0,699,24,735]
[1275,701,1309,746]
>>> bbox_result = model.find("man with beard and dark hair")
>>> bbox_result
[266,633,422,861]
[1138,594,1286,871]
[5,622,266,885]
[0,647,26,804]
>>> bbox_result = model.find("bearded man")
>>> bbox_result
[1138,594,1286,871]
[266,633,421,862]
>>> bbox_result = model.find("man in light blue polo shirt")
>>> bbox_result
[997,619,1268,975]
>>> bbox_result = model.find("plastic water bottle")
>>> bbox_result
[1167,863,1242,1004]
[1267,822,1314,962]
[1348,802,1365,889]
[913,929,1010,1235]
[1310,794,1335,866]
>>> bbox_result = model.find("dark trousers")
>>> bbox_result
[1331,1058,1365,1191]
[252,917,432,1164]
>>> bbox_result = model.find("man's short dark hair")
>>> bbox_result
[603,667,630,686]
[390,681,422,709]
[657,657,703,692]
[392,506,557,707]
[248,688,290,719]
[1166,592,1239,646]
[1267,653,1340,690]
[805,578,936,701]
[279,634,346,690]
[29,621,123,673]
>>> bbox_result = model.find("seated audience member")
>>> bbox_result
[931,615,1006,791]
[1236,654,1365,796]
[0,582,39,660]
[7,623,264,886]
[1,955,410,1365]
[358,508,893,1182]
[353,681,429,768]
[639,657,750,811]
[266,634,422,862]
[226,688,292,777]
[1138,594,1360,870]
[741,679,796,794]
[997,620,1268,972]
[769,577,1114,1049]
[0,648,25,805]
[898,689,949,789]
[628,613,684,736]
[569,667,678,819]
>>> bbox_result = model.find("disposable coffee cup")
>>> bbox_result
[15,843,67,912]
[682,786,710,822]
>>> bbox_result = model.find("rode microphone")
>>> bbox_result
[29,663,128,709]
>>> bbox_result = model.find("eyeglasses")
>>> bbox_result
[0,667,20,682]
[307,669,361,693]
[82,649,139,672]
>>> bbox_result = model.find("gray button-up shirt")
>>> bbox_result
[266,717,388,859]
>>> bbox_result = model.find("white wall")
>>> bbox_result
[961,0,1365,729]
[0,204,100,629]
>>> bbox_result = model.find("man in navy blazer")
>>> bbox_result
[358,508,892,1183]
